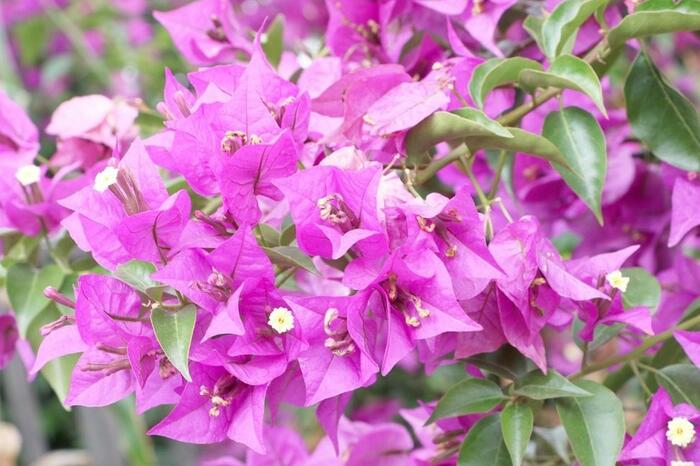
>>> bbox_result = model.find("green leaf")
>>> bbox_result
[625,51,700,171]
[469,58,543,109]
[13,17,51,66]
[280,224,297,246]
[555,381,625,466]
[263,246,318,275]
[458,415,512,466]
[608,0,700,48]
[620,267,661,310]
[2,234,41,267]
[151,304,197,382]
[464,127,574,170]
[572,316,623,351]
[541,0,607,58]
[405,109,512,162]
[501,403,534,466]
[514,369,592,400]
[7,264,65,337]
[655,364,700,408]
[519,55,607,116]
[256,224,281,247]
[543,106,607,223]
[523,15,545,51]
[115,260,164,300]
[428,377,506,424]
[115,260,158,291]
[261,15,284,68]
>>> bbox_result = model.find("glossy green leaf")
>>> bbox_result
[514,369,592,400]
[625,51,700,171]
[464,127,574,170]
[7,264,65,337]
[608,0,700,48]
[523,15,545,51]
[427,377,506,424]
[405,109,512,161]
[655,364,700,408]
[263,246,318,275]
[556,381,625,466]
[2,234,41,267]
[115,260,158,291]
[280,224,297,246]
[519,55,607,116]
[256,224,281,247]
[620,267,661,310]
[458,415,512,466]
[261,15,284,68]
[469,57,543,109]
[501,403,534,466]
[543,106,607,223]
[151,304,197,381]
[542,0,606,58]
[115,260,164,300]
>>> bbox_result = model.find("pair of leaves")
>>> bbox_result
[625,51,700,172]
[405,108,572,171]
[471,55,606,116]
[115,260,196,382]
[255,223,297,248]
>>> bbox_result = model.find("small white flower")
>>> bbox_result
[605,270,630,293]
[671,461,694,466]
[666,417,696,448]
[93,166,119,193]
[15,165,40,186]
[268,307,294,334]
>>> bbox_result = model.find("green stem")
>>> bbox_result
[487,150,508,199]
[630,360,653,398]
[458,153,489,210]
[571,313,700,379]
[415,145,467,185]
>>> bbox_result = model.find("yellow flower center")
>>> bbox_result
[268,307,294,334]
[666,417,696,448]
[605,270,630,292]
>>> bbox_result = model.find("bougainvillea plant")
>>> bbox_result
[3,0,700,464]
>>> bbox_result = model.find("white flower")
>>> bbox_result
[93,166,119,192]
[268,307,294,334]
[605,270,630,293]
[15,165,40,186]
[671,461,694,466]
[666,417,696,448]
